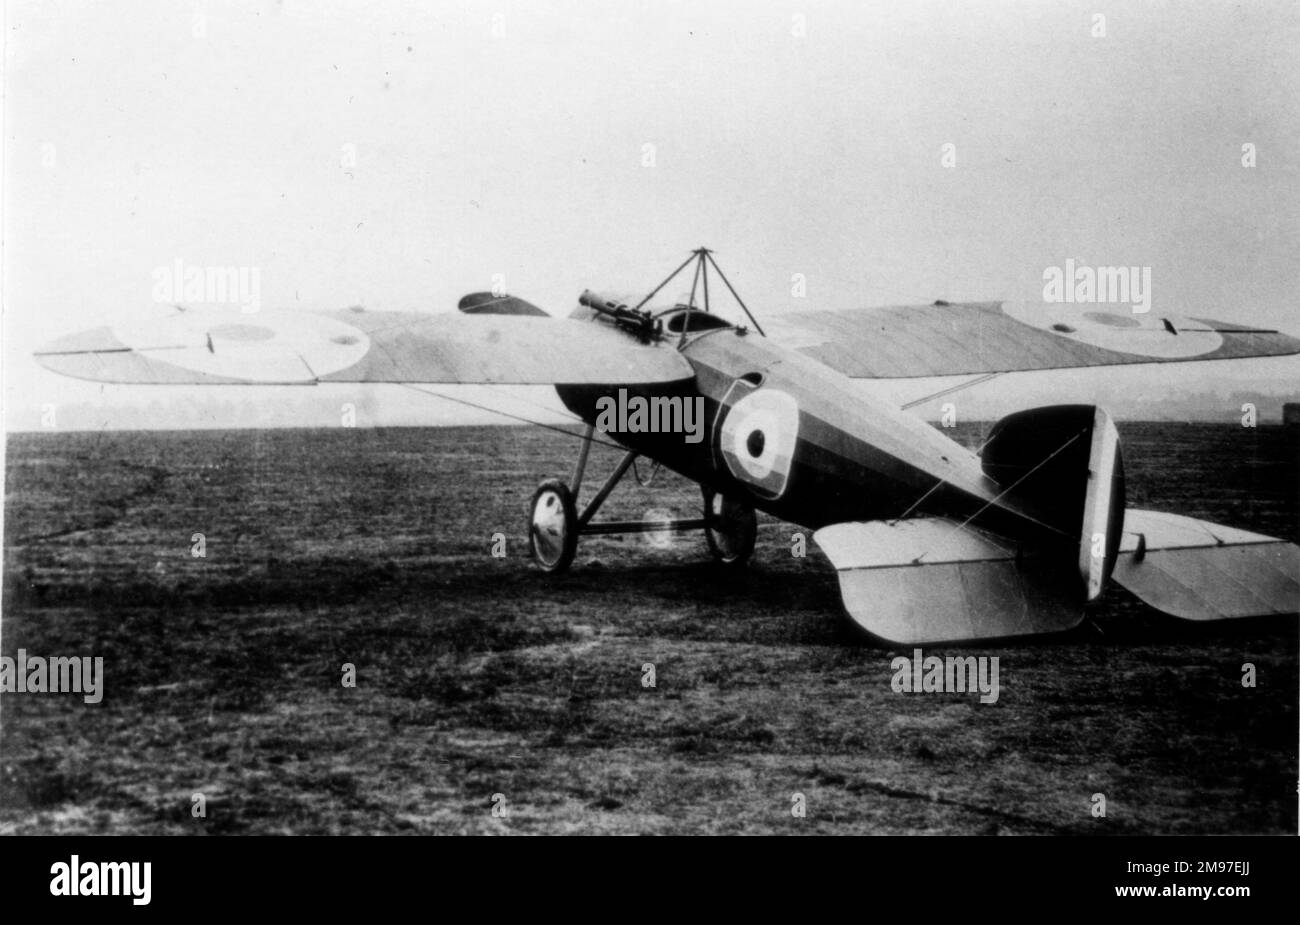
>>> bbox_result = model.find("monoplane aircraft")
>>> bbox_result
[35,248,1300,643]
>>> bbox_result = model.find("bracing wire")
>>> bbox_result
[913,427,1088,563]
[397,383,629,452]
[892,426,1002,524]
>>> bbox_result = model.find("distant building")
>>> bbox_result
[1284,403,1300,427]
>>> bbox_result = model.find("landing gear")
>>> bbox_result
[529,479,578,573]
[528,425,760,572]
[703,487,757,566]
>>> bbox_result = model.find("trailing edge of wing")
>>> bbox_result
[34,308,695,386]
[766,301,1300,378]
[1112,509,1300,620]
[813,519,1083,644]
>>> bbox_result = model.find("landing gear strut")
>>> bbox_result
[527,426,757,573]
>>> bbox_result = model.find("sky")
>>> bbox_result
[3,0,1299,430]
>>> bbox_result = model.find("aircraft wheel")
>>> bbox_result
[703,487,757,566]
[529,479,578,573]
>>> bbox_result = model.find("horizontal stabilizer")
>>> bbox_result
[814,519,1083,644]
[1112,509,1300,620]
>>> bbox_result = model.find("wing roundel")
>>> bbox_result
[766,301,1300,378]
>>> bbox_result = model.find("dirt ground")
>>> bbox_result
[1,422,1296,834]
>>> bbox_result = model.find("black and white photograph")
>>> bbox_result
[1,0,1297,868]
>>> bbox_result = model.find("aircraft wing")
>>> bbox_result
[765,301,1300,378]
[33,307,694,386]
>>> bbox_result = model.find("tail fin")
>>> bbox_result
[982,404,1125,601]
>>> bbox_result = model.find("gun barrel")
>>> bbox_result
[578,289,658,339]
[579,290,627,314]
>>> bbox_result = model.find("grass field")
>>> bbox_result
[1,422,1296,834]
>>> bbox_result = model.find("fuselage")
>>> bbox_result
[556,319,1014,530]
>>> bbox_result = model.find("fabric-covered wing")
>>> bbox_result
[813,518,1084,644]
[34,308,694,386]
[1112,509,1300,620]
[765,301,1300,378]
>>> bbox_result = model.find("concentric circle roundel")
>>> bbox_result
[110,312,372,381]
[719,387,799,498]
[1002,301,1223,359]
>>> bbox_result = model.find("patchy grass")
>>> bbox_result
[1,423,1295,834]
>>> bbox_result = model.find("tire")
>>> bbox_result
[529,479,578,573]
[703,487,757,566]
